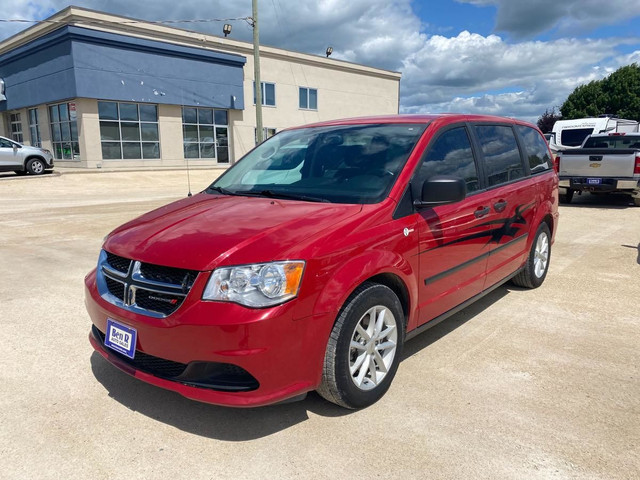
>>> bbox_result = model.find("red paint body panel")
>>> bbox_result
[85,114,559,407]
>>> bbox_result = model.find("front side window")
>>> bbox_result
[49,103,79,160]
[210,123,427,204]
[474,125,524,187]
[253,82,276,106]
[182,107,229,163]
[515,125,551,174]
[414,127,479,198]
[299,87,318,110]
[99,101,160,160]
[10,113,23,143]
[29,108,41,147]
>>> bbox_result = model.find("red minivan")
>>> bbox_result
[85,114,558,409]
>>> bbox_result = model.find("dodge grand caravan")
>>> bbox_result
[85,114,559,409]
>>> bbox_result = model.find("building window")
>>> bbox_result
[49,103,79,160]
[182,107,229,163]
[98,101,160,160]
[299,87,318,110]
[10,113,23,143]
[255,127,277,145]
[28,108,41,147]
[253,82,276,106]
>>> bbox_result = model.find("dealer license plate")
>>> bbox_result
[104,318,137,359]
[587,178,602,185]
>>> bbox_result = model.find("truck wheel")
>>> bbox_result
[317,282,404,409]
[26,158,46,175]
[559,189,573,204]
[511,223,551,289]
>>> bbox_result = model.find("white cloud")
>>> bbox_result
[0,0,639,124]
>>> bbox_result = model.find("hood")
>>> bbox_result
[104,193,362,271]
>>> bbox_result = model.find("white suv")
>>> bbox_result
[0,136,54,175]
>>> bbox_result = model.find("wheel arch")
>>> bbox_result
[312,251,417,332]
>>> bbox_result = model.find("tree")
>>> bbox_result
[560,64,640,121]
[537,107,562,133]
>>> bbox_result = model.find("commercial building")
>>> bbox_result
[0,7,401,169]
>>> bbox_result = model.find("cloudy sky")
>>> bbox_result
[2,0,640,122]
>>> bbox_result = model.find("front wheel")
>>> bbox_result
[26,158,46,175]
[317,282,404,409]
[511,223,551,289]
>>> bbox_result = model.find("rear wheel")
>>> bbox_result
[559,189,574,204]
[633,196,640,207]
[511,223,551,289]
[317,282,404,409]
[26,158,46,175]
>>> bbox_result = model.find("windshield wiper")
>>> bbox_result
[238,190,331,203]
[207,186,243,196]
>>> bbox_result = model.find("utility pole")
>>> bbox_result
[252,0,264,144]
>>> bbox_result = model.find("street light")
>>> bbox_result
[223,24,232,37]
[326,46,333,57]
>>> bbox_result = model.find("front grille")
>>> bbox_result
[105,276,125,299]
[135,289,182,315]
[93,326,259,392]
[139,263,196,289]
[105,252,131,274]
[97,250,200,317]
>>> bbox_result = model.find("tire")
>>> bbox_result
[26,158,46,175]
[633,197,640,207]
[511,223,551,289]
[559,189,573,204]
[317,282,405,409]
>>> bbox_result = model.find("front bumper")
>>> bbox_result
[85,268,333,407]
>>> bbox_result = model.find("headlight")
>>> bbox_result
[202,261,305,307]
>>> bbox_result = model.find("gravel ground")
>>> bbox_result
[1,170,638,480]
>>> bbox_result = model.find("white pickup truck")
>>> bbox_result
[556,133,640,206]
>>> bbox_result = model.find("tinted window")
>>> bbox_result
[414,127,479,197]
[560,128,593,147]
[474,125,524,187]
[516,125,552,174]
[582,135,640,149]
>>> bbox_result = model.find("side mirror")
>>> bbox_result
[414,175,466,208]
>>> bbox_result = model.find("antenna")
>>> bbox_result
[186,155,193,197]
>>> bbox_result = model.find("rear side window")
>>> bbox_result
[516,125,552,174]
[474,125,524,187]
[560,128,593,147]
[414,127,480,197]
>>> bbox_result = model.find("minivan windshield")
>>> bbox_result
[208,123,427,204]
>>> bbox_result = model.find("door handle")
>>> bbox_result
[494,200,507,212]
[474,206,490,218]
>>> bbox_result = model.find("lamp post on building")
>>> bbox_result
[251,0,264,144]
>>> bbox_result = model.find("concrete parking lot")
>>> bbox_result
[1,169,639,480]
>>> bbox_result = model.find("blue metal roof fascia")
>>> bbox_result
[0,25,246,68]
